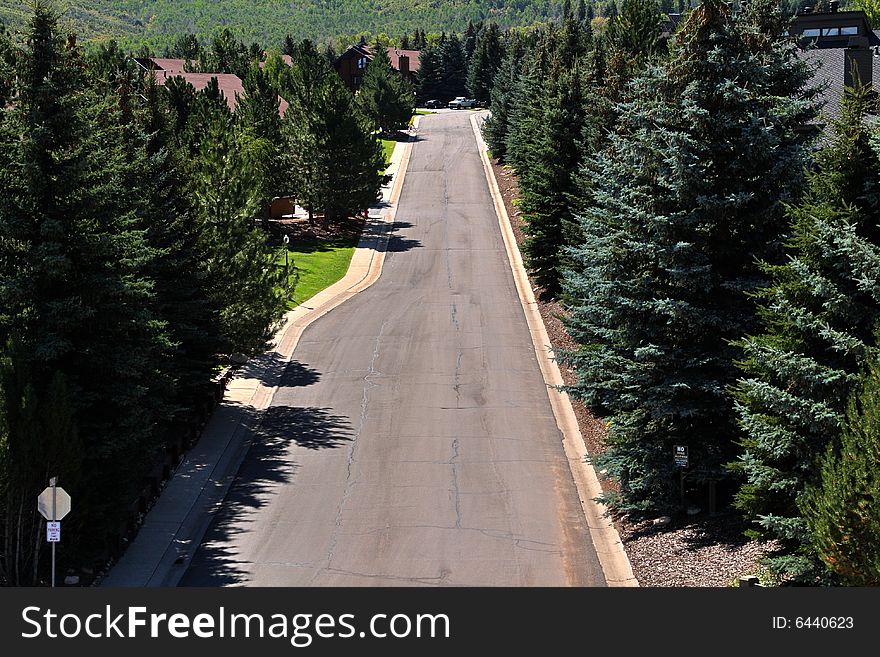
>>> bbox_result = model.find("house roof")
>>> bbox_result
[134,57,190,74]
[798,43,880,125]
[156,72,290,115]
[385,48,421,72]
[134,56,289,115]
[259,54,293,68]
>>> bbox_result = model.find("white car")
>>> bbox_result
[448,97,477,109]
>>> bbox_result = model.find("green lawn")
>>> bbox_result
[276,234,360,309]
[381,138,396,172]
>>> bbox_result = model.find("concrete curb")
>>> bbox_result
[101,123,418,587]
[469,113,638,587]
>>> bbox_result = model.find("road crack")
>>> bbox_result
[316,318,389,581]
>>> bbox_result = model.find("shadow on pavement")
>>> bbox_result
[386,222,422,253]
[179,404,353,586]
[234,354,321,391]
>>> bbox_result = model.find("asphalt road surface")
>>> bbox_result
[180,111,605,586]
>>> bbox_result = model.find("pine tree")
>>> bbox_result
[314,73,387,222]
[137,73,222,409]
[732,82,880,580]
[169,33,200,60]
[464,21,478,60]
[0,22,15,106]
[561,0,817,513]
[236,62,288,204]
[439,34,468,100]
[284,40,333,222]
[520,69,586,299]
[285,41,385,224]
[415,43,445,102]
[192,112,286,355]
[606,0,665,61]
[357,42,414,135]
[282,34,296,56]
[0,3,172,560]
[800,354,880,586]
[466,23,504,103]
[197,28,250,77]
[481,34,525,162]
[0,348,81,585]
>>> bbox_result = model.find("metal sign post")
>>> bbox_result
[283,234,290,295]
[673,446,689,511]
[37,477,71,588]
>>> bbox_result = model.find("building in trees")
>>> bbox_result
[333,39,421,92]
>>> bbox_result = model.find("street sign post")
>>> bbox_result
[37,478,71,587]
[673,445,689,468]
[673,446,689,511]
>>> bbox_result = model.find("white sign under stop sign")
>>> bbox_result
[46,521,61,543]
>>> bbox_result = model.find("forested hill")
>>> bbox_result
[0,1,570,49]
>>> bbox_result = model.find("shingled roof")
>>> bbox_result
[134,57,289,116]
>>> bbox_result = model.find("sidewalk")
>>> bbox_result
[100,127,417,587]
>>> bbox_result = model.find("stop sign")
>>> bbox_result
[37,487,71,521]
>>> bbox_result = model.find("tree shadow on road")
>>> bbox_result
[234,354,321,391]
[178,404,353,587]
[386,222,422,253]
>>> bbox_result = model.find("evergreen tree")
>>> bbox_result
[415,43,445,102]
[466,23,504,103]
[284,40,333,222]
[0,3,171,561]
[0,353,80,585]
[0,22,14,107]
[606,0,665,59]
[464,20,478,60]
[578,0,589,23]
[197,28,250,77]
[439,34,468,100]
[314,73,387,222]
[192,112,286,355]
[285,41,385,224]
[520,69,586,299]
[357,42,414,135]
[561,0,816,513]
[137,73,222,408]
[169,33,200,60]
[481,34,525,162]
[236,62,288,204]
[801,355,880,586]
[283,34,296,56]
[732,82,880,580]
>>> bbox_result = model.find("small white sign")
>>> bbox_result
[47,521,60,543]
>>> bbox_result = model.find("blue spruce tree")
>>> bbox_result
[733,82,880,580]
[561,0,816,513]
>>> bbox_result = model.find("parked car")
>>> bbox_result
[424,99,443,109]
[448,96,477,109]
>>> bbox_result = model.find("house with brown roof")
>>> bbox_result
[333,40,421,92]
[133,57,289,115]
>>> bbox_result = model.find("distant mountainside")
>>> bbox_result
[1,1,568,50]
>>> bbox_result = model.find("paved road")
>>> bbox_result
[180,111,605,586]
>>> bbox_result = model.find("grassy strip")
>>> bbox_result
[276,234,359,309]
[381,138,396,172]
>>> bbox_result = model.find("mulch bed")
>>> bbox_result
[488,157,777,587]
[268,214,366,246]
